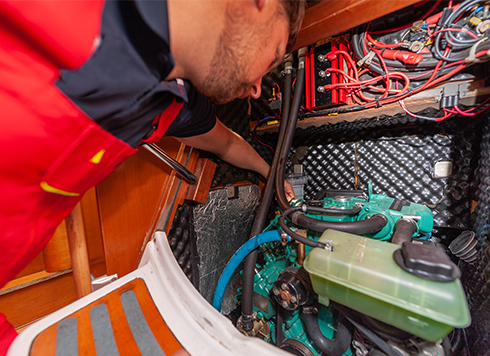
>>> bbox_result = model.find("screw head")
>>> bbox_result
[281,283,288,290]
[273,288,280,296]
[290,296,297,303]
[282,301,289,308]
[317,54,325,62]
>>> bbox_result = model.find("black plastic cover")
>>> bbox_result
[393,242,461,282]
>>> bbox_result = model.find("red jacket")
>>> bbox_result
[0,1,139,353]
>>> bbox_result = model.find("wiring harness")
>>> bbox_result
[302,0,490,121]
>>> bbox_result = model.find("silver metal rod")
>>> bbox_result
[143,143,197,183]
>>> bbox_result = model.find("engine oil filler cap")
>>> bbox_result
[393,242,461,282]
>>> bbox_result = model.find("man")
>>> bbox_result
[0,0,305,353]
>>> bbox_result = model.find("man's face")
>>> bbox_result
[194,1,289,105]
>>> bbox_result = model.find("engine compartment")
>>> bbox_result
[214,186,470,356]
[168,1,490,355]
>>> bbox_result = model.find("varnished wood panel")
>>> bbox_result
[13,253,44,280]
[0,272,77,329]
[96,138,188,278]
[294,0,421,50]
[135,144,199,267]
[158,145,199,235]
[185,158,217,205]
[43,220,71,273]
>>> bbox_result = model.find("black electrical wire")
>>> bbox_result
[432,0,487,61]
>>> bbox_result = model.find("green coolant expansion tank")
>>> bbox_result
[303,230,471,342]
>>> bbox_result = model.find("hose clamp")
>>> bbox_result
[324,240,334,251]
[280,231,289,245]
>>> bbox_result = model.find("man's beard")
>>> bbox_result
[193,6,253,105]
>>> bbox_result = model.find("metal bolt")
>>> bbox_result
[281,283,288,290]
[317,86,325,93]
[317,54,325,62]
[273,288,280,296]
[409,41,424,53]
[290,296,297,303]
[282,301,289,308]
[318,70,326,78]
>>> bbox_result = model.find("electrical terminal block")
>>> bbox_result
[439,82,461,109]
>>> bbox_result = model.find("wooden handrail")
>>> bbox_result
[65,203,92,298]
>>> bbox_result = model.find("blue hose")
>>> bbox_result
[212,230,288,311]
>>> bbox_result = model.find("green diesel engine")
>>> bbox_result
[230,186,469,356]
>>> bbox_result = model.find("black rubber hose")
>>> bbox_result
[391,219,417,245]
[303,309,352,356]
[275,48,307,212]
[279,207,386,245]
[240,55,295,329]
[279,207,327,249]
[293,212,387,235]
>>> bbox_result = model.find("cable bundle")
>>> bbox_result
[303,0,490,121]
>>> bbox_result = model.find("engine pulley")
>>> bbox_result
[272,267,312,310]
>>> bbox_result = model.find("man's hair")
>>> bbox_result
[279,0,306,53]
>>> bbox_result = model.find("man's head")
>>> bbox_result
[191,0,306,105]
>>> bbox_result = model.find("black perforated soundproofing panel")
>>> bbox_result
[300,134,469,228]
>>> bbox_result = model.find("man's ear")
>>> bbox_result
[255,0,266,11]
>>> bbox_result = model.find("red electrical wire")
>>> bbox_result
[399,100,453,122]
[323,69,409,93]
[454,97,490,116]
[274,83,281,97]
[367,47,452,108]
[429,28,480,40]
[252,118,276,153]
